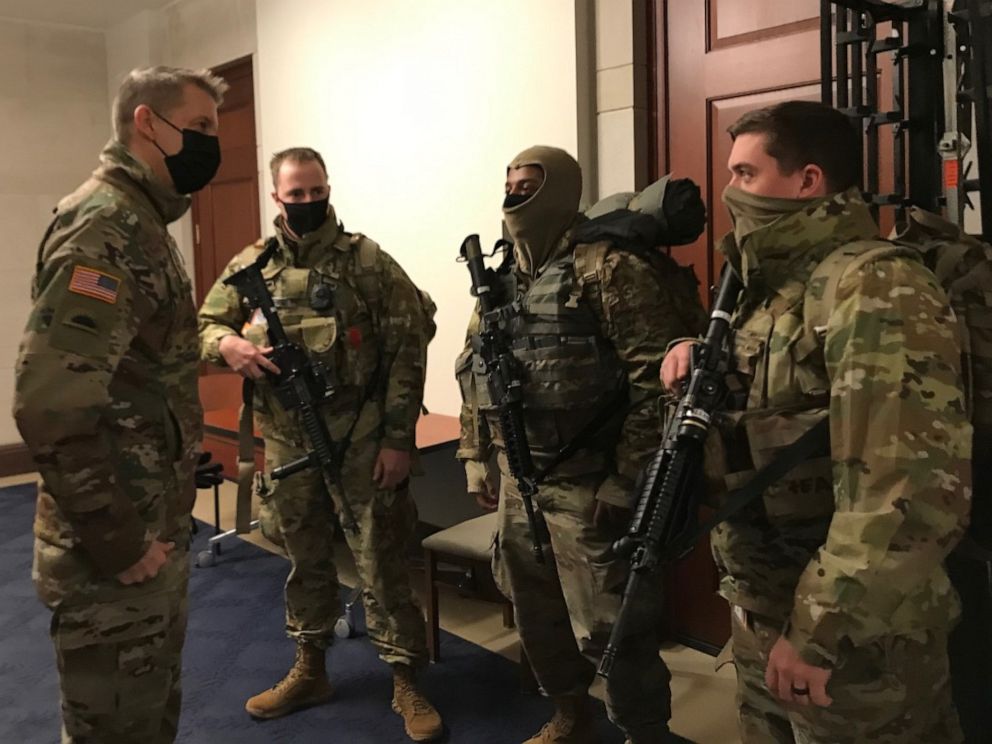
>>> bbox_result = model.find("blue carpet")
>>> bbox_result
[0,482,625,743]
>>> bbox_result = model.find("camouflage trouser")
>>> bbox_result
[493,461,672,742]
[265,433,427,666]
[49,547,190,744]
[731,606,964,743]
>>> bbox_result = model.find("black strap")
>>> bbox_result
[667,416,831,559]
[532,386,633,486]
[235,377,256,534]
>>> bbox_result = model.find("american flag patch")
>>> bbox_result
[68,265,120,304]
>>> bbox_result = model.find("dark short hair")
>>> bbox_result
[728,101,861,192]
[269,147,328,187]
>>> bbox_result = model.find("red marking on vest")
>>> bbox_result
[348,326,362,349]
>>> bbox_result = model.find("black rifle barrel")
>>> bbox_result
[598,266,743,679]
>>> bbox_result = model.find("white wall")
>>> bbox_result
[0,18,110,445]
[256,0,579,416]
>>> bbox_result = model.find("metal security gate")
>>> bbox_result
[821,0,992,238]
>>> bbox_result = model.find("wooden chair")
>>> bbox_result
[422,512,535,690]
[422,512,514,660]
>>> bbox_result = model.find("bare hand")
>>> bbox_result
[373,447,411,490]
[465,460,498,510]
[593,500,630,530]
[660,340,698,394]
[116,540,174,585]
[219,334,281,380]
[765,636,833,707]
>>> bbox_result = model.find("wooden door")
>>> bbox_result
[192,56,260,310]
[659,0,824,653]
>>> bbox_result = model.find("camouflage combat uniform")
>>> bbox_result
[710,187,971,743]
[13,141,202,744]
[198,208,429,665]
[457,147,706,743]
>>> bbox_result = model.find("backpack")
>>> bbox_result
[350,233,438,344]
[804,207,992,553]
[570,209,708,337]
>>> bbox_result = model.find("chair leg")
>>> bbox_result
[501,600,515,629]
[213,483,221,535]
[424,548,440,662]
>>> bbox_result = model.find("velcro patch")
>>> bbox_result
[68,265,120,304]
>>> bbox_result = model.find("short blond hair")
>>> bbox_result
[112,66,228,144]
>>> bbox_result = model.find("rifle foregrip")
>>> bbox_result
[498,408,545,564]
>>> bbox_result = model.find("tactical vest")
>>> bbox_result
[715,267,836,523]
[459,243,625,470]
[242,232,384,442]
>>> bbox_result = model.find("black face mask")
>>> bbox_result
[281,197,330,237]
[151,110,221,194]
[503,192,533,210]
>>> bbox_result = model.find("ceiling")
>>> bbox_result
[0,0,175,30]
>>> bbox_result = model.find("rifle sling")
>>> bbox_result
[533,388,633,486]
[235,377,256,534]
[667,416,831,559]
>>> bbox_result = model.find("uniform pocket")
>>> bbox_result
[455,348,475,401]
[300,316,338,353]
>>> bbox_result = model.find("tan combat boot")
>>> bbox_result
[244,642,334,719]
[391,664,443,741]
[522,694,600,744]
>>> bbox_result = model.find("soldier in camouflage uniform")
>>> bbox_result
[198,147,441,741]
[456,145,704,744]
[662,101,971,743]
[12,66,226,743]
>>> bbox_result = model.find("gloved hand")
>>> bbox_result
[195,451,224,489]
[659,177,706,246]
[464,459,499,510]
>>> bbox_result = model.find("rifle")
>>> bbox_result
[460,234,546,563]
[223,238,359,533]
[598,266,743,677]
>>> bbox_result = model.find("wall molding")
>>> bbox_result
[0,443,35,478]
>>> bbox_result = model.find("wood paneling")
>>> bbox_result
[666,0,822,304]
[708,0,820,50]
[191,57,261,315]
[202,179,260,284]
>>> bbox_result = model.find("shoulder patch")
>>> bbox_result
[68,265,121,304]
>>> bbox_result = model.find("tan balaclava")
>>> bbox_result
[503,146,582,275]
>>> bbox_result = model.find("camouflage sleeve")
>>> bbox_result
[376,250,428,451]
[13,220,151,576]
[590,249,690,507]
[197,254,249,365]
[786,256,972,664]
[455,305,492,461]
